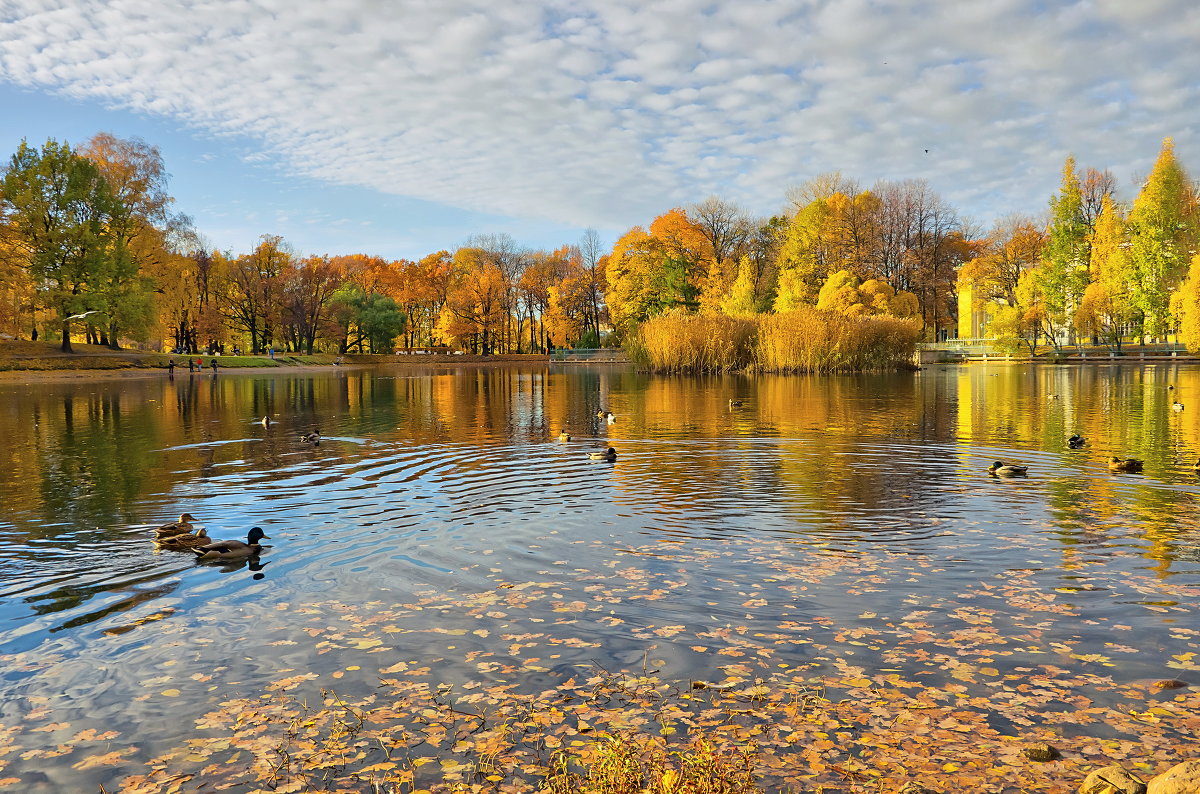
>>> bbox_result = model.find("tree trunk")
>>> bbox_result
[61,319,72,353]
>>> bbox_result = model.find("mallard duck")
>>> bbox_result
[558,431,571,442]
[1108,457,1144,473]
[589,447,617,461]
[155,513,198,537]
[988,461,1028,477]
[1068,434,1086,449]
[155,527,209,549]
[300,431,321,444]
[261,415,272,427]
[1172,402,1185,412]
[729,399,744,408]
[192,526,270,560]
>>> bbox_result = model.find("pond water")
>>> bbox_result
[0,363,1198,791]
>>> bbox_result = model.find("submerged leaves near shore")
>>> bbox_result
[1,529,1197,793]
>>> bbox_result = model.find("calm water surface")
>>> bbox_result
[1,363,1199,790]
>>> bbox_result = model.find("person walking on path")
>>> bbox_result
[188,358,195,373]
[210,358,219,374]
[168,359,176,378]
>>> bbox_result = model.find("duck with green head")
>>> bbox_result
[192,526,271,561]
[988,461,1028,477]
[589,447,617,462]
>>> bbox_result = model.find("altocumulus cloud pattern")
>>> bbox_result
[1,0,1198,228]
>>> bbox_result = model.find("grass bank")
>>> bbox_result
[0,341,548,373]
[628,309,922,373]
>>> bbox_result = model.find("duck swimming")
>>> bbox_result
[261,416,271,427]
[988,461,1028,477]
[1108,457,1144,473]
[192,526,271,561]
[155,513,198,537]
[155,527,209,549]
[729,399,744,408]
[589,447,617,461]
[300,431,321,444]
[1172,402,1185,412]
[1068,434,1086,449]
[558,431,572,442]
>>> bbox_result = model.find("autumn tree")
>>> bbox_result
[605,211,708,337]
[79,133,187,349]
[1127,138,1198,338]
[282,255,344,354]
[815,270,918,317]
[1173,254,1200,353]
[1075,195,1134,351]
[223,235,291,353]
[437,247,508,354]
[578,228,608,342]
[1038,156,1092,346]
[1,139,115,351]
[959,217,1045,306]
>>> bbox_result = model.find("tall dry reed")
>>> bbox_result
[753,308,921,373]
[629,308,921,373]
[628,311,757,373]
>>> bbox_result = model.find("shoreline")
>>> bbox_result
[0,357,554,383]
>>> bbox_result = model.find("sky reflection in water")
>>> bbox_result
[0,363,1198,790]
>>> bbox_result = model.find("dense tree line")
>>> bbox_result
[603,178,970,342]
[960,140,1198,352]
[0,136,607,355]
[3,133,1197,355]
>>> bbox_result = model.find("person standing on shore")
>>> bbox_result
[210,358,218,374]
[168,359,176,377]
[188,358,195,373]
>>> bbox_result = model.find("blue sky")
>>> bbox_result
[2,0,1199,261]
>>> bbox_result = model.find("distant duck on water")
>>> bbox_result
[300,431,321,445]
[558,431,572,442]
[729,399,744,408]
[589,447,617,461]
[1173,402,1185,412]
[1068,434,1086,449]
[1108,457,1144,473]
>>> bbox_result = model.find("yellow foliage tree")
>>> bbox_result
[1172,254,1200,353]
[815,270,918,317]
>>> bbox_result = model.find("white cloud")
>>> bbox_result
[1,0,1198,234]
